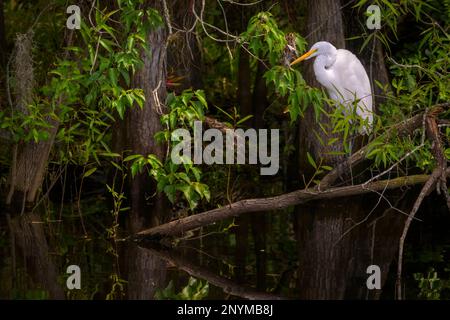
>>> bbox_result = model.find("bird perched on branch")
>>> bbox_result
[291,41,373,134]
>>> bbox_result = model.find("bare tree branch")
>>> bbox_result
[134,173,434,239]
[133,104,450,240]
[396,110,449,299]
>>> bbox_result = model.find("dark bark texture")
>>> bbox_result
[116,2,169,232]
[112,1,171,300]
[293,0,403,299]
[299,0,346,168]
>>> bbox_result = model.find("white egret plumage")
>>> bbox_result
[291,41,373,134]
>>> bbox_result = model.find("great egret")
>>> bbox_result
[290,41,373,134]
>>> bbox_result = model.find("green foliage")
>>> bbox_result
[1,1,160,167]
[161,89,209,131]
[106,273,127,300]
[414,269,450,300]
[354,0,437,51]
[240,12,290,66]
[126,89,211,210]
[240,11,325,123]
[155,277,209,300]
[362,0,449,171]
[264,66,325,122]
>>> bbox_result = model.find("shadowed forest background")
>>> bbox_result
[0,0,449,300]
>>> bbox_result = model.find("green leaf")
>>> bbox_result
[119,69,130,86]
[236,114,253,126]
[131,162,142,178]
[108,68,118,86]
[99,38,114,53]
[100,152,121,158]
[83,167,97,178]
[195,90,208,109]
[306,152,317,169]
[124,154,143,162]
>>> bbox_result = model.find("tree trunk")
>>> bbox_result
[124,243,167,300]
[298,0,346,169]
[115,1,171,299]
[2,30,73,300]
[7,127,59,211]
[296,0,349,298]
[166,0,203,91]
[6,29,73,210]
[0,0,6,68]
[294,0,399,299]
[296,193,410,299]
[116,2,169,233]
[249,61,269,291]
[233,47,252,285]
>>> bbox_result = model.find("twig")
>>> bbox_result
[388,56,444,78]
[396,111,449,299]
[162,0,173,35]
[318,104,449,190]
[222,0,264,6]
[192,0,238,43]
[90,35,101,74]
[396,168,447,299]
[362,144,424,187]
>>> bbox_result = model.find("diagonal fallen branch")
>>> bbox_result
[134,173,433,238]
[134,104,449,239]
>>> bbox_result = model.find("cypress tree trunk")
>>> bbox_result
[115,2,169,232]
[294,0,403,299]
[115,1,170,299]
[3,30,73,300]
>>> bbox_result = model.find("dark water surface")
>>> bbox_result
[1,191,450,300]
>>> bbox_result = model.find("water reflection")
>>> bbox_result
[121,243,167,299]
[1,213,64,299]
[138,243,284,300]
[0,210,289,299]
[1,190,450,299]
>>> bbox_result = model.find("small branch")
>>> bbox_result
[162,0,173,35]
[396,168,446,299]
[396,111,449,299]
[318,104,449,190]
[388,57,444,78]
[134,174,433,239]
[362,144,424,187]
[204,116,232,133]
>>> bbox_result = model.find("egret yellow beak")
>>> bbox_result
[290,49,317,66]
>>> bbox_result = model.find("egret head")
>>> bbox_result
[290,41,336,66]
